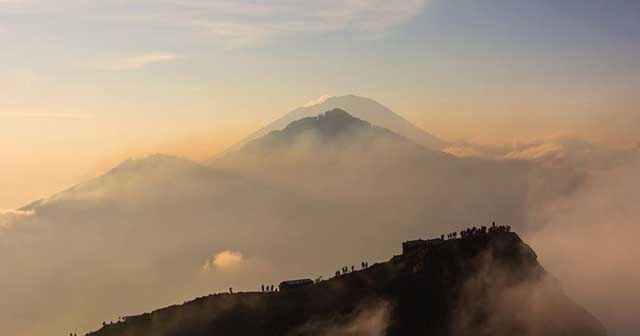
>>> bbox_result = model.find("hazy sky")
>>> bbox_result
[1,0,639,208]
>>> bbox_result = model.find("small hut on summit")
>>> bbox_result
[279,279,314,291]
[402,238,443,255]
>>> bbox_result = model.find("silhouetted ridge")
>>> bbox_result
[87,231,606,336]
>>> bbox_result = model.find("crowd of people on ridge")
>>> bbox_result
[442,222,511,241]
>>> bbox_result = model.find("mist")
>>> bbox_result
[450,248,605,336]
[0,111,637,335]
[526,153,640,336]
[292,300,392,336]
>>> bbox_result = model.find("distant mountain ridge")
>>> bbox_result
[219,95,446,158]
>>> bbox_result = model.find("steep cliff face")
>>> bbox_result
[87,232,606,336]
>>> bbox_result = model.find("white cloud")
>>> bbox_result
[444,137,613,165]
[87,52,179,71]
[202,250,244,271]
[1,1,429,47]
[151,0,430,46]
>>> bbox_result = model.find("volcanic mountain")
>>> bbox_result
[221,95,446,154]
[212,108,581,227]
[87,231,606,336]
[1,154,361,336]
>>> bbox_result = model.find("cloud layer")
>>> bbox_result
[526,155,640,336]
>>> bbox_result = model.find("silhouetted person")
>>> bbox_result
[271,285,274,292]
[261,284,265,292]
[229,287,233,294]
[335,270,340,277]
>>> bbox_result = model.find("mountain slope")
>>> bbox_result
[87,231,606,336]
[212,109,582,230]
[222,95,446,155]
[0,154,365,336]
[212,108,462,204]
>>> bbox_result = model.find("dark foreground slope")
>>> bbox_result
[88,232,606,336]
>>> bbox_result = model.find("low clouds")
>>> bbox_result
[203,250,245,271]
[526,155,640,335]
[450,250,606,336]
[0,132,634,335]
[444,137,618,165]
[294,299,391,336]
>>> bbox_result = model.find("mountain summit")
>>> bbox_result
[238,108,407,151]
[223,95,445,155]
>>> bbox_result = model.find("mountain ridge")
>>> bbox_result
[86,231,606,336]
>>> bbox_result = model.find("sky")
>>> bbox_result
[1,0,640,208]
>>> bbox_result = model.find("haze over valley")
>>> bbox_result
[0,95,638,335]
[2,1,639,335]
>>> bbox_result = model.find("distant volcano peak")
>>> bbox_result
[214,95,446,161]
[283,108,368,133]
